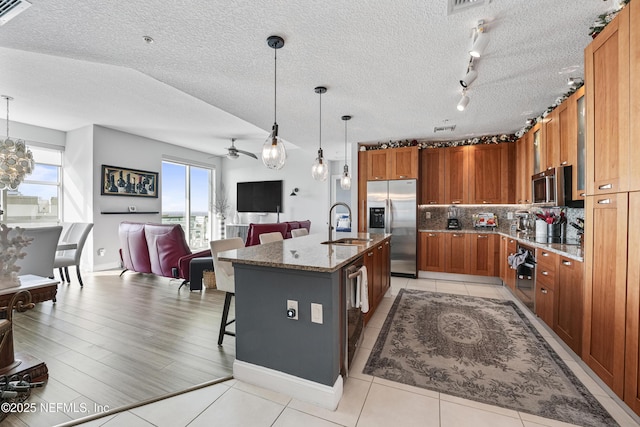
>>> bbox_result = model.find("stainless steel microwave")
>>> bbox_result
[532,165,584,207]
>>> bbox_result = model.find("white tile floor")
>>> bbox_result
[75,278,640,427]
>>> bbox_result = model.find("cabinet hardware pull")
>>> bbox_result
[385,241,389,245]
[597,199,611,204]
[542,252,549,256]
[482,201,489,204]
[580,193,586,197]
[428,233,436,237]
[478,235,488,239]
[561,161,568,165]
[541,289,548,294]
[378,246,383,250]
[429,201,437,204]
[368,252,373,257]
[452,200,461,204]
[399,175,407,178]
[525,199,531,203]
[562,260,571,266]
[547,167,554,170]
[541,271,549,276]
[453,234,461,237]
[509,239,514,243]
[598,183,612,190]
[375,176,382,180]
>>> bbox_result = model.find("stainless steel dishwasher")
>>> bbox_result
[515,243,536,312]
[341,257,365,377]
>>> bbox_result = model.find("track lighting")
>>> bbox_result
[469,20,489,58]
[457,89,469,111]
[460,64,478,88]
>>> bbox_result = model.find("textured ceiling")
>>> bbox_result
[0,0,615,161]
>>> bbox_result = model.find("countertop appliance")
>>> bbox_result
[447,205,461,230]
[532,165,584,208]
[366,179,417,278]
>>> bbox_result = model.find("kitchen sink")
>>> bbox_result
[320,238,373,246]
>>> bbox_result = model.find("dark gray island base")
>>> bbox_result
[218,232,391,410]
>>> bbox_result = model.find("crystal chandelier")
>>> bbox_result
[340,115,352,190]
[0,96,34,190]
[311,86,328,182]
[262,36,287,170]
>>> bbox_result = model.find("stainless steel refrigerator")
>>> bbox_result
[366,179,417,277]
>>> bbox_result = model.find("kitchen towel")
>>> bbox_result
[358,265,369,313]
[508,248,529,269]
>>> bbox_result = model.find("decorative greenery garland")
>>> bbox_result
[360,133,518,151]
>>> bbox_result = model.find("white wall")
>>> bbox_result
[222,148,331,234]
[0,119,66,147]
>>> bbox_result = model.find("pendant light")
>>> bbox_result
[262,35,287,170]
[340,115,352,190]
[0,95,34,190]
[311,86,328,181]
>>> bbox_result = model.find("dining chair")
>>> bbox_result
[259,231,284,244]
[290,228,309,238]
[210,237,244,345]
[12,226,63,279]
[54,223,94,287]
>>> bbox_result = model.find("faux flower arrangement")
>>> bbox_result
[0,224,33,288]
[535,209,566,225]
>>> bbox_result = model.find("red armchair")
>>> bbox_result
[118,222,210,286]
[244,221,311,246]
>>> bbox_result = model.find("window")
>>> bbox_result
[161,160,214,249]
[0,146,63,226]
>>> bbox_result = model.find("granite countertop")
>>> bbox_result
[218,232,392,273]
[418,228,584,262]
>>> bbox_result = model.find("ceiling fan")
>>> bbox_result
[226,138,257,160]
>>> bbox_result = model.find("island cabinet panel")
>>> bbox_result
[358,150,368,232]
[419,232,445,272]
[555,256,584,356]
[363,240,391,325]
[390,146,419,180]
[583,193,628,397]
[444,232,469,274]
[419,148,445,205]
[444,146,469,205]
[585,4,630,195]
[469,233,496,276]
[626,191,640,412]
[367,150,391,181]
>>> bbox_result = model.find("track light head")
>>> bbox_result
[469,20,489,58]
[457,90,469,111]
[567,77,583,87]
[460,68,478,88]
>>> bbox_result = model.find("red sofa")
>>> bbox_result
[244,220,311,246]
[118,222,210,284]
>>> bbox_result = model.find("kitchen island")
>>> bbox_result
[218,231,391,410]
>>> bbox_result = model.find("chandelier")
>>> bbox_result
[0,96,34,190]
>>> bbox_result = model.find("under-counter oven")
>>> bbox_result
[341,257,365,377]
[515,243,536,312]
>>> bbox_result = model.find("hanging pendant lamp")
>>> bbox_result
[311,86,328,181]
[262,35,287,170]
[340,115,352,190]
[0,95,34,190]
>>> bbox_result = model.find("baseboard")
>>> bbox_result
[233,359,343,411]
[92,262,121,272]
[418,270,501,285]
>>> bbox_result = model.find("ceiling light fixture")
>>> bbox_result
[460,61,478,88]
[457,89,469,111]
[340,115,352,190]
[262,35,287,170]
[0,95,34,190]
[311,86,328,182]
[469,20,489,58]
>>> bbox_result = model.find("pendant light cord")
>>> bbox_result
[5,97,9,139]
[273,48,277,124]
[318,91,322,150]
[344,119,347,165]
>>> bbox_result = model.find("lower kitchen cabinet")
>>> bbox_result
[499,236,517,290]
[363,239,391,325]
[555,255,583,356]
[470,233,498,276]
[535,249,557,328]
[444,232,470,274]
[419,232,445,272]
[625,191,640,412]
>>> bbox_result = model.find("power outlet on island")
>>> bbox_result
[286,300,298,320]
[311,303,323,324]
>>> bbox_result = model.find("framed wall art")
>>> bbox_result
[101,164,158,198]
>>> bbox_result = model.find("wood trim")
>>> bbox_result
[625,191,640,410]
[631,0,640,192]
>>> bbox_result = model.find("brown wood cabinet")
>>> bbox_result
[367,150,391,181]
[469,233,497,276]
[444,232,470,274]
[363,238,391,324]
[390,146,419,180]
[625,191,640,412]
[531,122,544,174]
[583,193,628,397]
[468,143,514,204]
[573,87,587,201]
[358,150,368,232]
[542,110,560,171]
[555,255,584,356]
[499,236,517,290]
[419,148,445,205]
[515,134,533,204]
[444,146,469,204]
[585,4,630,195]
[419,232,445,272]
[535,249,557,328]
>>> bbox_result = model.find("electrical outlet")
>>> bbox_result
[425,212,431,219]
[507,212,514,220]
[311,303,323,324]
[287,300,298,320]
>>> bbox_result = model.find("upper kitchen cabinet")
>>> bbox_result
[585,3,630,195]
[468,143,515,204]
[358,150,368,232]
[531,122,544,174]
[516,133,533,204]
[631,1,640,192]
[367,149,391,181]
[366,146,418,181]
[390,146,419,180]
[542,109,560,171]
[574,87,587,200]
[420,148,445,204]
[444,146,469,204]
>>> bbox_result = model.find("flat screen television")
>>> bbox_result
[237,180,283,213]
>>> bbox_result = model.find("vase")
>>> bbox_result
[233,212,240,225]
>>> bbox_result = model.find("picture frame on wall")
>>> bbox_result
[101,164,158,198]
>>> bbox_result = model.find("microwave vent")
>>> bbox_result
[0,0,31,26]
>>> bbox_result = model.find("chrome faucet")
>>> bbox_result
[328,202,352,243]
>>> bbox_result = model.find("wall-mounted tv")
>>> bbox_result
[237,180,283,213]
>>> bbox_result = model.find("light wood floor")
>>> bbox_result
[4,270,235,427]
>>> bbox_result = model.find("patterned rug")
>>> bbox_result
[364,289,618,427]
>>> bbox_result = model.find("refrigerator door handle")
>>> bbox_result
[387,198,393,234]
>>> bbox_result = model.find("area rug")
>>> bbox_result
[363,289,618,427]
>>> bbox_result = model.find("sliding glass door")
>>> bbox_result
[161,160,214,250]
